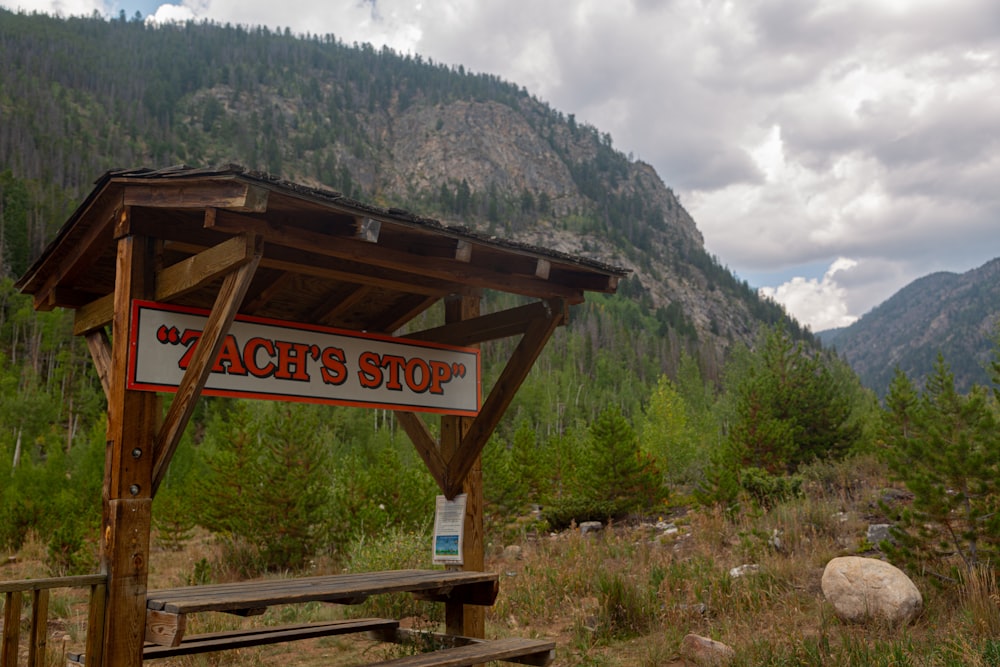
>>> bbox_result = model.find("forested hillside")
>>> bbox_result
[821,258,1000,395]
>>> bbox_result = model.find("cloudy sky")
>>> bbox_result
[4,0,999,331]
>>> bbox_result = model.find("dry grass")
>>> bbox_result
[4,455,1000,666]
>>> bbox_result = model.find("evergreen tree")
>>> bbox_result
[577,406,664,514]
[881,354,1000,576]
[196,400,331,572]
[727,326,859,473]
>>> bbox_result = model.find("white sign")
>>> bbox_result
[127,300,480,416]
[432,494,467,564]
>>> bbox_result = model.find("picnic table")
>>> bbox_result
[130,568,554,666]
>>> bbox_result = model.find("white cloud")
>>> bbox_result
[144,2,192,23]
[759,259,860,332]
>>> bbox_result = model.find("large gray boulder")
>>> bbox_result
[821,556,922,625]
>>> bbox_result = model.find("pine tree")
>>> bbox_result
[577,406,664,513]
[727,326,859,473]
[881,354,1000,576]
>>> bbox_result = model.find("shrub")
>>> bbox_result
[342,523,442,623]
[739,467,803,510]
[542,497,628,531]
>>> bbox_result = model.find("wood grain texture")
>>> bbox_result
[366,637,555,667]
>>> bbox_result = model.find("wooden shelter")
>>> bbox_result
[13,165,625,666]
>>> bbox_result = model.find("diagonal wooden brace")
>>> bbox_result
[151,232,262,496]
[442,298,565,497]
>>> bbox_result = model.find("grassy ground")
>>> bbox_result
[4,455,1000,666]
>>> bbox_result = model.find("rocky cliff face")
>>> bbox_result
[366,98,750,346]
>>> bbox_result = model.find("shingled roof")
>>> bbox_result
[17,165,626,335]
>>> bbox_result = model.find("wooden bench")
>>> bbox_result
[368,637,556,667]
[67,618,399,663]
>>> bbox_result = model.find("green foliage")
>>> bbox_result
[880,356,1000,576]
[738,467,803,510]
[577,407,666,512]
[153,488,196,552]
[325,423,439,554]
[196,401,332,573]
[342,523,442,622]
[639,374,701,484]
[726,326,861,473]
[542,498,631,532]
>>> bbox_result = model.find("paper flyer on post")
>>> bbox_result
[432,493,467,564]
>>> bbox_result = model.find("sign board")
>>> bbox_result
[432,494,467,564]
[127,300,481,416]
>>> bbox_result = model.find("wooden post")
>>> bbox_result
[100,214,159,667]
[441,294,484,641]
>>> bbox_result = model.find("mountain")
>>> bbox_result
[820,258,1000,395]
[0,9,812,383]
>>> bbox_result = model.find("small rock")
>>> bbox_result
[822,556,922,625]
[678,602,708,616]
[679,633,735,666]
[768,529,783,552]
[880,488,913,504]
[729,564,759,578]
[866,524,893,547]
[502,545,523,560]
[656,520,678,534]
[579,521,603,535]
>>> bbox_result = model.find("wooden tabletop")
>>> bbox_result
[147,569,500,615]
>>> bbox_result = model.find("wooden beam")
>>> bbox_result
[160,237,469,299]
[404,300,552,347]
[444,298,566,496]
[123,181,269,212]
[102,498,152,666]
[73,233,260,335]
[102,224,159,667]
[105,230,159,501]
[439,295,483,644]
[151,237,262,496]
[372,294,439,334]
[83,581,106,667]
[241,271,297,314]
[154,228,258,302]
[85,328,113,401]
[145,609,186,648]
[396,412,447,491]
[314,284,373,326]
[207,210,585,302]
[261,249,464,298]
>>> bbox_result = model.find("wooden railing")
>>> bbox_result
[1,574,106,667]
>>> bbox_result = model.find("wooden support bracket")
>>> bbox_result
[150,233,262,496]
